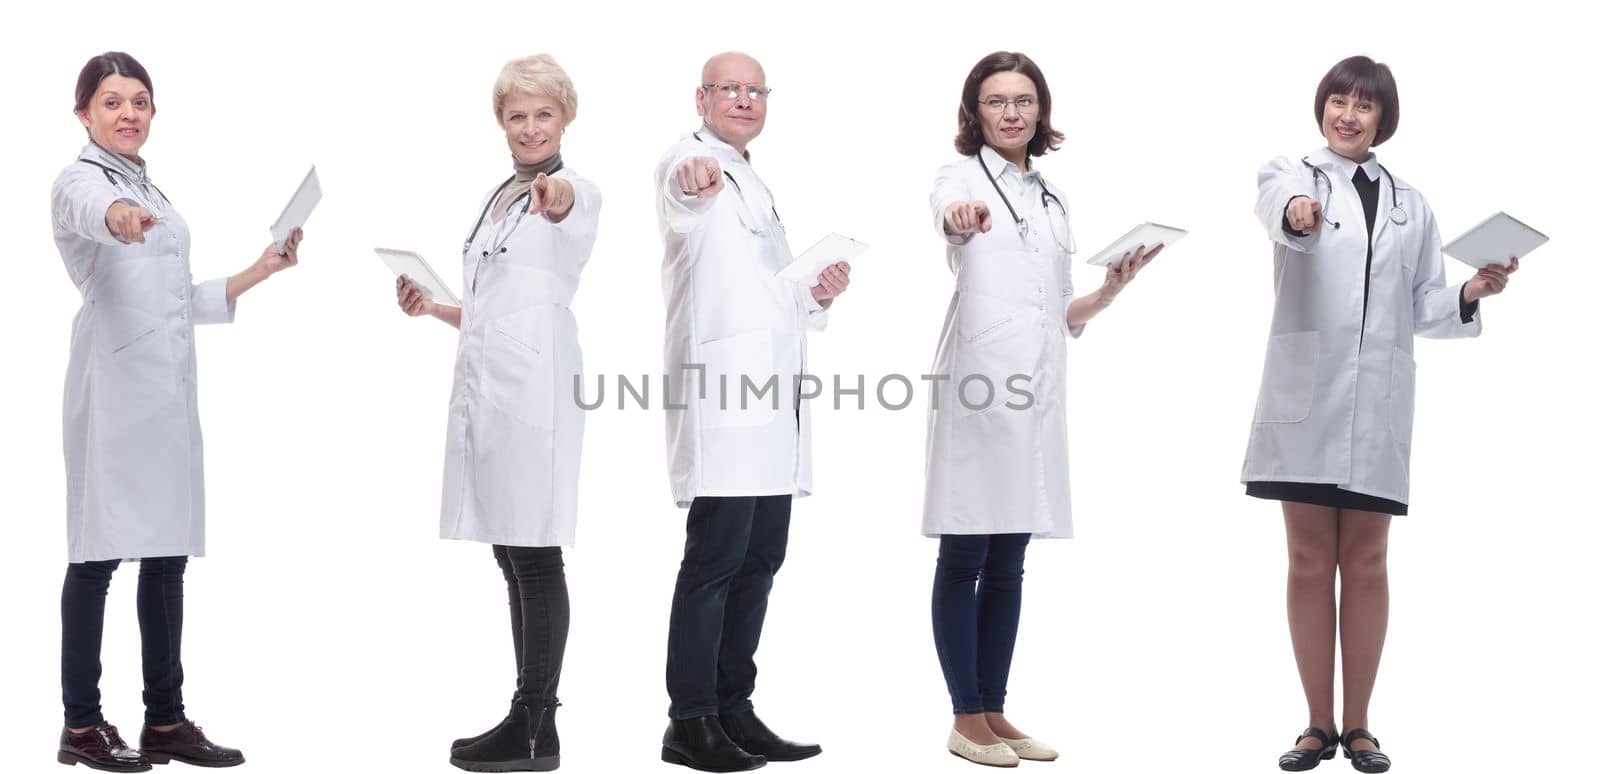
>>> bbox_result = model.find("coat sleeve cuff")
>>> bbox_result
[191,277,236,325]
[1458,285,1480,324]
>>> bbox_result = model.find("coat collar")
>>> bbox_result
[978,144,1036,178]
[693,125,751,166]
[1307,145,1381,183]
[80,141,149,181]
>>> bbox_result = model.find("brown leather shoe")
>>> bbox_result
[58,722,152,772]
[138,721,244,768]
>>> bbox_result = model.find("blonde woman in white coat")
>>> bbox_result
[53,51,299,771]
[1246,56,1519,774]
[925,51,1159,768]
[395,55,599,773]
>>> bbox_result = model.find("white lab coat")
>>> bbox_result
[923,147,1081,538]
[1241,147,1481,505]
[655,128,827,507]
[440,169,600,546]
[52,143,236,563]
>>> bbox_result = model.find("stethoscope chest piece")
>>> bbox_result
[1388,206,1407,225]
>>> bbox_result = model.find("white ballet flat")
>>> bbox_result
[999,735,1059,762]
[947,729,1020,768]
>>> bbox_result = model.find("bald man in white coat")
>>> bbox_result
[655,52,851,773]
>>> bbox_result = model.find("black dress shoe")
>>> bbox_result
[661,717,765,772]
[138,721,243,768]
[450,702,559,772]
[1278,726,1338,771]
[58,723,151,772]
[718,711,821,762]
[1340,728,1391,773]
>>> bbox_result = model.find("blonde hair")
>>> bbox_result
[492,54,578,124]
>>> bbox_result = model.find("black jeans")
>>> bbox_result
[665,495,792,719]
[493,545,569,708]
[61,557,188,729]
[931,534,1031,714]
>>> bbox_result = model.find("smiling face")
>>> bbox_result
[499,90,566,165]
[976,71,1038,161]
[696,53,767,151]
[76,74,153,159]
[1321,91,1380,162]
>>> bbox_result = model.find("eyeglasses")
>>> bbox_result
[702,82,772,102]
[978,96,1039,114]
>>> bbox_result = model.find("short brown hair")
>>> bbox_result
[1314,55,1399,146]
[954,51,1063,158]
[74,52,154,114]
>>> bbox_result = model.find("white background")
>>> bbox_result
[2,1,1595,772]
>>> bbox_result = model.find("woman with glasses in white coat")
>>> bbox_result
[1245,55,1520,774]
[394,54,599,773]
[924,51,1160,768]
[52,51,301,772]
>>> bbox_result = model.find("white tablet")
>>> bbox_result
[375,248,461,306]
[1086,222,1187,267]
[1443,211,1548,268]
[270,166,321,254]
[777,232,868,284]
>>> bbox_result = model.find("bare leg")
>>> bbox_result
[952,713,999,745]
[1337,509,1391,754]
[984,712,1029,740]
[1284,502,1339,750]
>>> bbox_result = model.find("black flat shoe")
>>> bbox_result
[718,711,820,762]
[1341,728,1390,773]
[1278,726,1339,771]
[661,717,765,772]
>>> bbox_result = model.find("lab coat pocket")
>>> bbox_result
[1388,347,1416,455]
[953,294,1031,417]
[483,305,554,428]
[1254,331,1319,423]
[95,302,178,428]
[958,293,1020,345]
[698,329,777,429]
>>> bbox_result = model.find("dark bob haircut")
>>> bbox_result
[1314,55,1398,146]
[74,52,154,115]
[955,51,1064,158]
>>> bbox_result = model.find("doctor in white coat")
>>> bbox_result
[52,51,297,771]
[1244,56,1519,774]
[923,51,1159,769]
[395,54,597,773]
[655,52,850,774]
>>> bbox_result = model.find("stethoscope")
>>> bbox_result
[693,131,782,233]
[461,161,566,257]
[79,157,171,222]
[976,152,1071,251]
[1301,157,1407,229]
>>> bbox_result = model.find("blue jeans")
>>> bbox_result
[665,495,792,719]
[931,534,1031,715]
[61,557,189,728]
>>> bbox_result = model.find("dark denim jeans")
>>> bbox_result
[493,545,569,709]
[931,533,1031,714]
[61,557,189,728]
[665,495,792,719]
